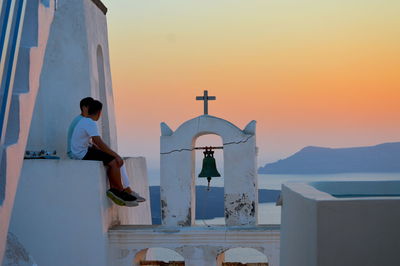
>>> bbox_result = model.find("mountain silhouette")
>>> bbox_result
[259,142,400,174]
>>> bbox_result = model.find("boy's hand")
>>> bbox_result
[115,155,124,167]
[92,136,123,167]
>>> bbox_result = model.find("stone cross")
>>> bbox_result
[196,90,216,115]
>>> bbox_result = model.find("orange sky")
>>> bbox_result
[102,0,400,169]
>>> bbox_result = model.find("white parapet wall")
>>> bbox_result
[280,181,400,266]
[8,157,151,266]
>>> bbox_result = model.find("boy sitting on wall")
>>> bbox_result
[69,99,143,206]
[67,97,93,159]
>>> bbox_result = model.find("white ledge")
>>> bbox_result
[108,225,280,246]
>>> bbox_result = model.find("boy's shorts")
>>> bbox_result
[82,147,115,165]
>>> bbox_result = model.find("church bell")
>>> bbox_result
[198,147,221,190]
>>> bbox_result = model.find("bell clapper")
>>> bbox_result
[207,177,211,191]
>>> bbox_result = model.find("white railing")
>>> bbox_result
[109,225,280,266]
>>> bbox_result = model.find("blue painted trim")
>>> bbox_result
[0,0,25,143]
[0,1,12,63]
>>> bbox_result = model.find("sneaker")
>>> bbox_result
[130,191,146,202]
[107,189,138,207]
[106,188,126,206]
[119,191,139,207]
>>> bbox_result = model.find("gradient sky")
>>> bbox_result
[102,0,400,170]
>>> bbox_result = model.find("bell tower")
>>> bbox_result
[160,90,258,226]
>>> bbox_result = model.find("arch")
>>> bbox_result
[133,249,148,266]
[194,134,225,225]
[217,247,268,266]
[160,115,257,226]
[162,115,249,147]
[134,248,185,266]
[96,45,111,144]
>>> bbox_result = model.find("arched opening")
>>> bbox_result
[136,248,185,266]
[193,134,224,225]
[217,248,268,266]
[160,116,257,226]
[96,45,111,144]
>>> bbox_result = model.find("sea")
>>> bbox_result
[145,171,400,262]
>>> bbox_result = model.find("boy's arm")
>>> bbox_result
[91,142,100,149]
[92,136,123,166]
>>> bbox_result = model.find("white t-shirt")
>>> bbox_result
[70,117,100,159]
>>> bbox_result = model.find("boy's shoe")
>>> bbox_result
[107,189,138,207]
[106,188,125,206]
[130,191,146,203]
[120,191,139,207]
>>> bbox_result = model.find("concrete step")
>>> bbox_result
[12,47,31,94]
[4,94,20,145]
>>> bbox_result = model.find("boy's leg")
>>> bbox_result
[107,159,124,190]
[82,147,138,206]
[103,159,139,206]
[120,164,130,188]
[83,147,123,189]
[120,164,146,202]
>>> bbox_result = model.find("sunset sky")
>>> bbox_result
[102,0,400,170]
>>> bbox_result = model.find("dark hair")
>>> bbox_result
[88,100,103,115]
[80,97,94,111]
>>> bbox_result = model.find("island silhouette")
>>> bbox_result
[259,142,400,174]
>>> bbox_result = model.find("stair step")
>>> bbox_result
[12,46,30,94]
[4,94,20,145]
[20,0,39,48]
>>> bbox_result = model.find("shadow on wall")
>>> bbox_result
[96,44,110,145]
[0,150,5,204]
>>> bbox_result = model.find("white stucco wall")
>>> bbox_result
[280,181,400,266]
[9,158,151,266]
[279,184,318,266]
[27,0,118,157]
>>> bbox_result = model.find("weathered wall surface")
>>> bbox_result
[2,232,36,266]
[27,0,118,157]
[8,158,151,266]
[280,182,400,266]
